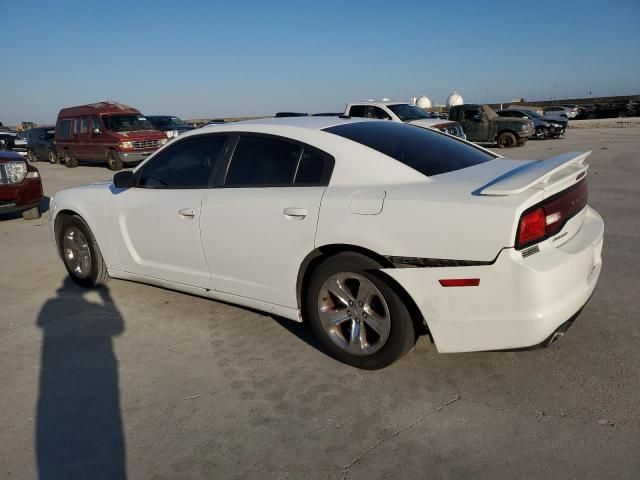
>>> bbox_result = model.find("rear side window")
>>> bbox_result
[325,122,495,177]
[225,136,333,187]
[137,135,228,188]
[225,136,301,186]
[348,105,367,117]
[57,119,72,139]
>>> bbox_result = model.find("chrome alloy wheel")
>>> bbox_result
[317,272,391,355]
[63,227,92,279]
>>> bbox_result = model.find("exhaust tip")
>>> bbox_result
[544,320,574,347]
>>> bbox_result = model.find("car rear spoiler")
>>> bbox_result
[480,151,591,196]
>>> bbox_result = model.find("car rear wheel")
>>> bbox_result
[305,252,415,369]
[107,150,123,171]
[58,214,110,287]
[64,151,78,168]
[497,131,517,148]
[21,206,41,220]
[48,150,59,164]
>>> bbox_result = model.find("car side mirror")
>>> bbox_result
[92,128,102,135]
[39,135,46,140]
[113,170,135,189]
[473,114,484,121]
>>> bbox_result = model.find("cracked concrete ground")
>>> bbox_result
[1,128,639,479]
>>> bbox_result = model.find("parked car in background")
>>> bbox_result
[50,116,603,369]
[449,104,533,147]
[576,104,597,119]
[0,131,27,156]
[594,101,639,118]
[0,150,43,220]
[26,126,57,163]
[344,101,466,139]
[543,106,575,119]
[54,101,168,170]
[202,119,226,127]
[558,105,580,118]
[146,115,193,139]
[499,109,566,139]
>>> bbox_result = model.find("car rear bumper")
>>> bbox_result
[382,206,604,353]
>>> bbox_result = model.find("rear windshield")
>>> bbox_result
[324,121,495,177]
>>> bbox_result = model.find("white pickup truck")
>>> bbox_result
[343,101,466,139]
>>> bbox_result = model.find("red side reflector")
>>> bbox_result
[439,278,480,287]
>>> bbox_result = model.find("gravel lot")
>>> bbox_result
[1,128,639,479]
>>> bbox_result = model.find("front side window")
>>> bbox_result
[57,119,72,139]
[137,135,228,188]
[325,122,495,177]
[225,136,302,186]
[102,114,153,132]
[92,117,102,131]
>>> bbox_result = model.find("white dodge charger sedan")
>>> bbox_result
[50,117,604,369]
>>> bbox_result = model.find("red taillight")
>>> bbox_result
[517,207,546,247]
[515,179,588,249]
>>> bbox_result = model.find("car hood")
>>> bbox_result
[407,118,442,127]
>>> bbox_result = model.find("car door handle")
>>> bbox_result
[178,208,196,218]
[283,207,307,219]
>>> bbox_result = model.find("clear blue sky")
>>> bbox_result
[1,0,639,124]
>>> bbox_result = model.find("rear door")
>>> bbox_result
[107,134,230,288]
[200,134,333,308]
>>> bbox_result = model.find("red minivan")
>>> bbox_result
[54,101,168,170]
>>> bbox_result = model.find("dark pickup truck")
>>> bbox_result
[449,104,534,148]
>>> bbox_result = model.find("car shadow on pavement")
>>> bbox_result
[35,278,126,480]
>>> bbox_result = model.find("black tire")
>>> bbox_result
[21,206,41,220]
[27,149,38,162]
[64,151,78,168]
[107,150,123,171]
[534,127,548,140]
[48,150,59,164]
[305,252,416,369]
[58,214,110,287]
[497,131,517,148]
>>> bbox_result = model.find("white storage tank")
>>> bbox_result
[446,91,464,107]
[416,96,432,109]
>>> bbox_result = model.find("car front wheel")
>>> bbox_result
[58,214,110,287]
[305,252,416,369]
[48,150,59,164]
[107,150,123,171]
[497,131,517,148]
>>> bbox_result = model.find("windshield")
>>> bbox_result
[102,114,153,132]
[325,122,495,177]
[150,116,187,128]
[387,104,429,121]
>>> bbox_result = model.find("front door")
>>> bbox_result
[462,109,487,142]
[200,134,332,308]
[107,133,229,288]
